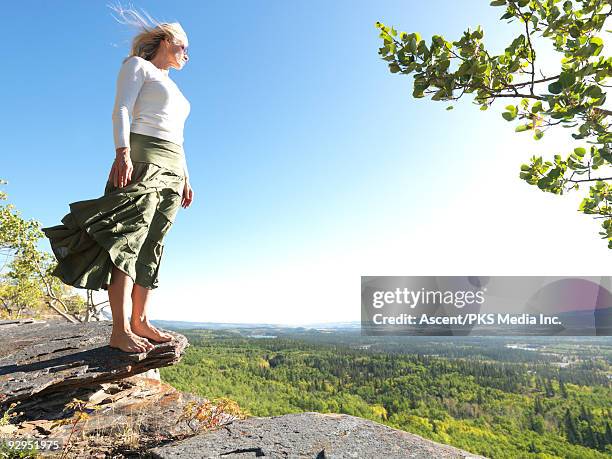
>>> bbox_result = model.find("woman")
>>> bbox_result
[42,13,194,354]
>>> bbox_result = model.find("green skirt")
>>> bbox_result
[42,132,186,291]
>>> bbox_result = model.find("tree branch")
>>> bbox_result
[568,176,612,183]
[593,108,612,117]
[515,8,536,95]
[509,75,559,89]
[483,92,546,101]
[45,299,79,323]
[32,256,82,323]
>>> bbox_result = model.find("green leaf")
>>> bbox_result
[534,129,543,140]
[548,81,562,94]
[574,147,586,157]
[431,89,446,101]
[502,111,516,121]
[505,105,517,116]
[569,26,581,38]
[408,38,417,53]
[600,148,612,163]
[559,71,575,88]
[537,176,552,190]
[515,124,531,132]
[490,0,506,6]
[446,106,454,110]
[417,40,429,56]
[585,85,603,99]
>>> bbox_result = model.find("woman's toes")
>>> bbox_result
[132,334,153,350]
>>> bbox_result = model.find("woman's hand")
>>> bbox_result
[182,178,194,208]
[109,148,133,188]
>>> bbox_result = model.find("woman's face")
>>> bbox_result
[166,36,189,69]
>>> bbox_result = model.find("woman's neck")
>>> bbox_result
[149,56,170,76]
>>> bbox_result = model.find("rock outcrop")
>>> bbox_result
[1,372,215,457]
[0,318,188,406]
[149,411,487,459]
[0,319,488,458]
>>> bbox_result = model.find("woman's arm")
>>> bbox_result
[181,152,193,208]
[183,154,190,180]
[112,56,147,150]
[109,57,144,187]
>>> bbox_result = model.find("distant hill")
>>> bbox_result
[150,319,361,330]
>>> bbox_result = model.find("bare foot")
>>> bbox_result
[110,329,155,353]
[130,320,173,343]
[130,332,155,351]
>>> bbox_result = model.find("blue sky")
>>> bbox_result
[2,1,610,324]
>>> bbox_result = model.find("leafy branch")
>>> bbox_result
[376,0,612,248]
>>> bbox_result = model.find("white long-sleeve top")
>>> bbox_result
[112,56,191,174]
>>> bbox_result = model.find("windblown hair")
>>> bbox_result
[107,1,188,64]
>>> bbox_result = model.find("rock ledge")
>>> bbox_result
[149,411,487,459]
[0,319,188,406]
[0,320,487,458]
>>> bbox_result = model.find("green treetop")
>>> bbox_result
[376,0,612,248]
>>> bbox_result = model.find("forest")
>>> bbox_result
[159,329,612,459]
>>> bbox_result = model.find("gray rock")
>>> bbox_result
[0,319,188,407]
[0,320,487,459]
[148,411,488,459]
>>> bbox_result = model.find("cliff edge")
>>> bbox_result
[0,319,486,458]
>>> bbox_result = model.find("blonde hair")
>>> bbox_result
[107,1,188,64]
